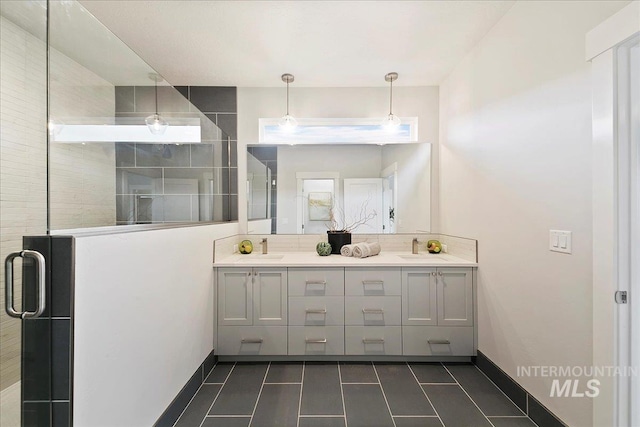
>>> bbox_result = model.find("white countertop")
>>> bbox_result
[214,251,477,267]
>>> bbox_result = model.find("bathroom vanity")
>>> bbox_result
[213,235,478,361]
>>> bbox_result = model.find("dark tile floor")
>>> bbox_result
[174,362,539,427]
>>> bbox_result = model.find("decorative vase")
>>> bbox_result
[327,230,351,255]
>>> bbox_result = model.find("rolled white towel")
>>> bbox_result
[340,244,356,257]
[352,242,381,258]
[365,242,381,257]
[352,243,367,258]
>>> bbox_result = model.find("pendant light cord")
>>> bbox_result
[154,79,159,116]
[286,80,290,116]
[389,79,393,115]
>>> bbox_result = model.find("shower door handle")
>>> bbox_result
[4,250,46,319]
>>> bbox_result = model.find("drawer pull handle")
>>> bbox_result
[362,280,384,286]
[362,338,385,344]
[305,338,327,344]
[305,280,326,286]
[305,309,327,314]
[362,308,384,314]
[427,339,450,345]
[241,338,263,344]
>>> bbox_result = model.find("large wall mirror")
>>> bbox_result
[247,142,431,234]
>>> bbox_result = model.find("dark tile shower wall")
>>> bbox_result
[114,86,238,224]
[22,236,74,427]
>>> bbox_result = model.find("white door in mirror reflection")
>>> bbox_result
[343,179,383,234]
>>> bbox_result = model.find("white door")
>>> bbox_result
[343,178,383,234]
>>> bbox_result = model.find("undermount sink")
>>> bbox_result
[398,254,446,261]
[236,254,285,262]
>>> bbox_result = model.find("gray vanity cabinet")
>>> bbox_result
[217,268,288,355]
[436,268,473,327]
[216,265,475,358]
[344,267,403,355]
[288,267,345,355]
[218,268,253,326]
[401,267,474,356]
[217,268,287,326]
[401,268,438,326]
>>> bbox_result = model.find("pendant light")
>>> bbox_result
[278,73,298,130]
[382,72,401,128]
[145,73,169,135]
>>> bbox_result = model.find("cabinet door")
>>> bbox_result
[401,268,437,326]
[254,268,288,326]
[218,268,253,326]
[437,268,473,326]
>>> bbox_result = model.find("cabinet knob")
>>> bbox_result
[431,272,437,276]
[438,271,443,276]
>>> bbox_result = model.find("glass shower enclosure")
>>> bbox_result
[0,1,233,425]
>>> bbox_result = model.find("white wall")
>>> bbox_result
[381,143,431,233]
[73,222,239,427]
[438,1,629,426]
[237,86,440,233]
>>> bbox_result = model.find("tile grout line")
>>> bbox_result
[248,362,271,427]
[372,363,398,427]
[198,362,236,427]
[442,364,496,427]
[407,363,445,427]
[172,362,217,427]
[337,363,349,427]
[296,362,305,427]
[471,364,529,417]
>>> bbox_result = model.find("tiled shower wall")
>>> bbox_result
[0,15,47,392]
[114,86,238,224]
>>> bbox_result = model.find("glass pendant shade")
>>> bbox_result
[145,113,169,135]
[146,73,169,135]
[381,113,401,128]
[278,114,298,130]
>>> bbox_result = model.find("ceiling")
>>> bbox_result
[78,0,516,87]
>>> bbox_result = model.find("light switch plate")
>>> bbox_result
[550,230,572,254]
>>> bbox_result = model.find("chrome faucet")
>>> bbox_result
[412,238,419,254]
[261,238,268,254]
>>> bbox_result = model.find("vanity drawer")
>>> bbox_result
[288,326,344,355]
[288,268,344,296]
[288,296,344,326]
[344,296,401,326]
[402,326,474,356]
[345,326,402,355]
[217,326,287,356]
[345,268,401,296]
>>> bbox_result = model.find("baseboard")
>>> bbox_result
[154,351,217,427]
[473,350,568,427]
